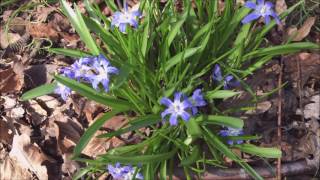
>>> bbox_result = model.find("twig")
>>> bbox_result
[277,58,283,180]
[296,56,304,122]
[172,159,317,179]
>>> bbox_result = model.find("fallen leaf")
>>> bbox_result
[27,23,59,41]
[33,6,56,22]
[0,119,14,144]
[0,30,21,49]
[9,134,56,180]
[289,17,316,41]
[276,0,287,17]
[0,64,24,94]
[0,155,33,180]
[304,95,320,119]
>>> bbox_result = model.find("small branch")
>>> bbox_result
[277,58,284,180]
[172,159,317,180]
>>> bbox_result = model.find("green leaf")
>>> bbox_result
[244,42,319,59]
[203,127,263,180]
[97,114,160,138]
[99,149,178,165]
[55,75,133,111]
[21,83,57,101]
[234,144,282,158]
[73,110,120,157]
[49,48,91,58]
[60,0,99,55]
[206,90,240,99]
[185,118,202,138]
[199,115,244,129]
[164,47,201,72]
[179,146,200,166]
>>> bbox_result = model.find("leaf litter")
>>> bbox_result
[0,0,319,179]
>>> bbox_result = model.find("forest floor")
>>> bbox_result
[0,0,319,179]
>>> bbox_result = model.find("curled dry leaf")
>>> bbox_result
[304,95,320,120]
[9,134,57,180]
[0,155,33,180]
[0,62,24,94]
[0,30,21,49]
[27,23,59,41]
[275,0,287,17]
[0,119,14,144]
[287,17,316,41]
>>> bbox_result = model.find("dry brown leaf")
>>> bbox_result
[9,134,56,180]
[27,23,59,40]
[0,30,21,49]
[290,17,316,41]
[0,119,14,144]
[33,6,56,22]
[0,62,24,94]
[275,0,287,16]
[304,95,320,119]
[0,155,33,180]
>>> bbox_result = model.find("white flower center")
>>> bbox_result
[260,5,267,15]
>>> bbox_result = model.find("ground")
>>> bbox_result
[0,0,319,179]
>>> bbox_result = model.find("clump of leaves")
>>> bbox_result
[22,0,318,179]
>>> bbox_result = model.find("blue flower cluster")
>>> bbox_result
[107,163,143,180]
[111,4,142,33]
[160,89,207,126]
[212,64,239,90]
[242,0,280,25]
[220,127,244,145]
[54,54,118,100]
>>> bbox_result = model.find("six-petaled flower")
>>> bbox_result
[212,64,239,90]
[160,92,192,126]
[242,0,280,25]
[54,54,118,100]
[89,54,119,92]
[111,4,142,33]
[220,127,244,145]
[107,163,143,180]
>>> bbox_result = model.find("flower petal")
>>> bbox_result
[180,111,191,121]
[244,1,256,9]
[271,12,281,24]
[213,64,223,81]
[264,15,271,24]
[265,1,274,8]
[174,92,182,102]
[169,114,178,126]
[257,0,264,5]
[160,97,173,107]
[119,23,127,33]
[161,109,171,119]
[241,12,261,24]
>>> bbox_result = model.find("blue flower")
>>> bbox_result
[54,83,71,101]
[212,64,239,90]
[111,4,142,33]
[71,57,94,81]
[242,0,280,25]
[107,163,143,180]
[160,92,192,126]
[220,127,244,145]
[89,54,119,92]
[190,89,207,115]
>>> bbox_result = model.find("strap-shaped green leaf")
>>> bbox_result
[21,83,57,101]
[49,48,91,58]
[55,75,133,111]
[206,90,240,99]
[234,144,282,158]
[97,114,160,138]
[60,0,99,55]
[199,115,244,129]
[99,148,178,165]
[73,110,120,157]
[164,47,201,72]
